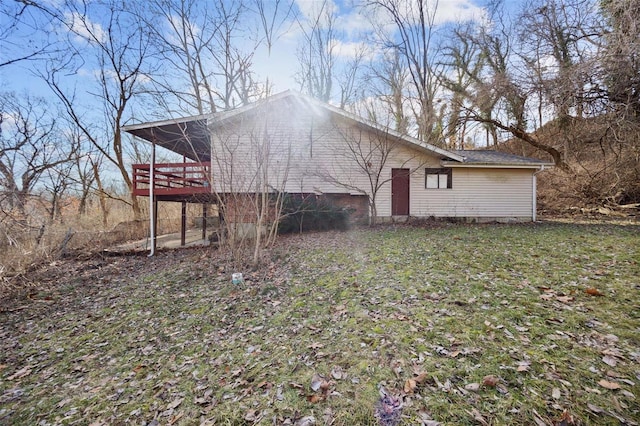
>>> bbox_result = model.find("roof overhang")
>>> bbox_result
[122,115,212,162]
[441,161,555,169]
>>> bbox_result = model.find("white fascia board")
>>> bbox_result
[441,162,555,169]
[122,113,212,132]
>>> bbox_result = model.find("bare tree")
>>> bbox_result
[208,109,293,266]
[252,0,296,53]
[442,4,572,170]
[365,50,411,134]
[41,159,75,223]
[0,93,77,215]
[600,0,640,116]
[439,25,485,149]
[518,0,600,122]
[42,0,153,220]
[295,0,337,102]
[365,0,445,144]
[144,0,286,115]
[0,0,63,68]
[315,119,431,225]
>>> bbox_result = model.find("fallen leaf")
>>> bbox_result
[604,334,619,343]
[552,387,561,399]
[306,393,324,403]
[330,365,345,380]
[602,355,617,367]
[7,366,32,381]
[404,378,417,394]
[598,379,621,390]
[414,372,429,384]
[464,382,480,392]
[310,374,326,392]
[620,389,635,399]
[587,403,604,414]
[482,375,499,387]
[322,407,334,424]
[466,408,489,426]
[554,409,575,425]
[532,409,549,426]
[295,416,316,426]
[244,409,258,421]
[556,295,574,303]
[133,364,147,373]
[168,412,183,425]
[585,287,604,296]
[167,397,184,410]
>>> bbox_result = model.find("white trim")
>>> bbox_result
[442,162,554,169]
[532,165,546,221]
[148,140,156,257]
[122,114,211,133]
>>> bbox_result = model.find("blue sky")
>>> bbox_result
[1,0,497,107]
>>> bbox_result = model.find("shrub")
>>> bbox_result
[278,194,351,234]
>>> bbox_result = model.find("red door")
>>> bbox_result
[391,168,410,215]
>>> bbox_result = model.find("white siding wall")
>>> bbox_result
[209,100,535,220]
[408,168,534,219]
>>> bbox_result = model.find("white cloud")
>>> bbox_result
[331,39,376,60]
[63,11,107,44]
[294,0,339,24]
[164,13,202,47]
[432,0,488,25]
[335,8,375,36]
[360,0,488,28]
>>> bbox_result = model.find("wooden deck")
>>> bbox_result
[132,162,214,201]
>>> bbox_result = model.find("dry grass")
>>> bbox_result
[0,199,210,283]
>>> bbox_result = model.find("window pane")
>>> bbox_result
[439,174,448,188]
[426,174,438,188]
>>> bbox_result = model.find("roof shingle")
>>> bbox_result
[454,150,553,166]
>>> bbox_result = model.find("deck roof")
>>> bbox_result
[123,116,211,162]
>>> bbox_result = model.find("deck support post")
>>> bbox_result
[202,203,208,241]
[149,135,157,256]
[153,197,158,253]
[181,201,187,246]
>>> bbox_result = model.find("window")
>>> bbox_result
[425,168,452,189]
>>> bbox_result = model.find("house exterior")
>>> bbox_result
[124,91,552,235]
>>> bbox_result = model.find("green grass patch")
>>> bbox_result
[1,222,639,425]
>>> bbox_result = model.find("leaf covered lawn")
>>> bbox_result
[1,222,639,425]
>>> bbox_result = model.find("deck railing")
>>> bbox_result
[132,162,211,196]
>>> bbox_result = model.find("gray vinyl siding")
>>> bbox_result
[408,168,534,218]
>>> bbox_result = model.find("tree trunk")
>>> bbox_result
[92,161,109,227]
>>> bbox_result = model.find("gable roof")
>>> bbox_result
[123,91,552,168]
[207,90,465,162]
